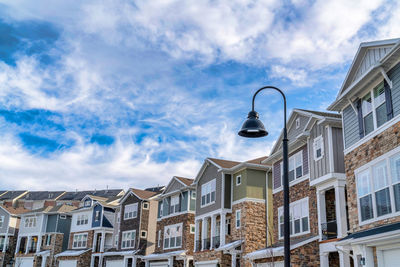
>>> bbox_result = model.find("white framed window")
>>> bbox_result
[236,175,242,186]
[170,195,180,214]
[46,235,52,246]
[313,136,324,161]
[280,150,303,183]
[191,191,196,199]
[76,214,89,226]
[157,230,161,247]
[117,212,120,223]
[115,234,119,246]
[95,211,100,221]
[141,230,147,238]
[295,118,300,129]
[84,199,91,207]
[355,150,400,224]
[278,197,309,238]
[236,210,241,229]
[201,179,216,207]
[72,233,88,248]
[361,82,388,136]
[60,215,66,219]
[164,223,182,249]
[0,216,4,228]
[121,230,136,248]
[190,224,195,234]
[24,217,37,228]
[124,203,138,220]
[143,202,149,210]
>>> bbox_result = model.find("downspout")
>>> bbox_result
[265,171,269,248]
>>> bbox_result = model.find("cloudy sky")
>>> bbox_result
[0,0,399,191]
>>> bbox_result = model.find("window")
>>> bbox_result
[158,230,161,247]
[141,231,147,238]
[124,203,138,220]
[164,223,182,249]
[143,202,149,209]
[95,211,100,221]
[236,210,241,228]
[281,150,303,183]
[361,82,388,136]
[46,235,52,246]
[356,151,400,223]
[201,179,216,207]
[24,217,37,228]
[190,224,195,234]
[60,215,66,219]
[117,212,120,223]
[191,191,196,199]
[278,198,309,238]
[0,216,3,228]
[115,234,119,246]
[313,136,324,161]
[121,230,136,248]
[170,195,180,214]
[226,219,231,235]
[295,118,300,129]
[77,214,89,225]
[236,175,241,186]
[72,233,88,248]
[84,199,91,207]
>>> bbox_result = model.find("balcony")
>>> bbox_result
[202,238,210,250]
[195,240,202,252]
[321,220,337,240]
[212,236,220,249]
[28,246,37,254]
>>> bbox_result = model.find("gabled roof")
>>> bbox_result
[119,188,159,204]
[175,176,194,186]
[0,191,27,201]
[58,189,124,201]
[22,204,76,215]
[0,205,29,216]
[144,186,165,193]
[20,191,65,201]
[207,158,241,169]
[245,156,268,164]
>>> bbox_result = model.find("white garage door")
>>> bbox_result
[382,248,400,267]
[59,260,77,267]
[195,262,218,267]
[106,260,124,267]
[16,257,34,267]
[256,262,284,267]
[150,262,168,267]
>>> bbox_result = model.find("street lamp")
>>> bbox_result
[238,86,290,267]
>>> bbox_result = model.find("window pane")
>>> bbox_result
[176,236,182,247]
[364,113,374,135]
[280,224,284,237]
[206,194,210,203]
[164,238,168,248]
[296,166,302,178]
[211,191,215,202]
[316,149,322,158]
[288,170,295,182]
[394,183,400,212]
[376,103,387,127]
[390,154,400,184]
[374,83,385,106]
[294,219,300,234]
[360,195,374,221]
[301,217,309,232]
[170,237,176,247]
[362,93,372,115]
[357,170,371,196]
[373,161,389,190]
[289,158,294,171]
[375,188,392,216]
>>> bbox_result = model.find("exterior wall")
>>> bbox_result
[287,114,309,142]
[232,201,267,267]
[56,249,92,267]
[233,169,266,202]
[389,61,400,117]
[0,209,10,233]
[46,215,58,233]
[309,123,331,179]
[56,215,72,251]
[224,175,231,209]
[332,127,345,173]
[19,214,45,235]
[345,121,400,232]
[342,104,359,149]
[195,164,222,216]
[165,179,185,194]
[0,231,18,267]
[154,213,195,255]
[68,230,94,250]
[119,194,141,251]
[193,250,231,267]
[146,199,159,255]
[139,201,150,255]
[70,209,93,233]
[354,47,392,81]
[266,172,274,246]
[92,204,102,228]
[40,233,64,267]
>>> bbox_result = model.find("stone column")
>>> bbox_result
[339,251,351,267]
[210,215,216,249]
[100,232,106,252]
[320,252,329,267]
[25,236,31,254]
[316,190,326,240]
[335,185,348,238]
[220,213,226,246]
[194,219,200,252]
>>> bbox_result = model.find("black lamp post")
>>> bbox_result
[238,86,290,267]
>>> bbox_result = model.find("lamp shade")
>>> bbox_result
[238,110,268,138]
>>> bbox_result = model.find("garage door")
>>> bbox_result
[382,248,400,267]
[59,260,77,267]
[150,262,168,267]
[106,260,124,267]
[195,262,218,267]
[16,257,34,267]
[256,262,284,267]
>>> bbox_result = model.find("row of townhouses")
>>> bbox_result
[1,38,400,267]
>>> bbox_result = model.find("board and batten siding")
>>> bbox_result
[195,163,222,216]
[273,145,309,189]
[165,179,185,194]
[287,115,308,142]
[309,124,330,180]
[388,61,400,118]
[342,105,360,149]
[353,47,392,83]
[0,208,10,234]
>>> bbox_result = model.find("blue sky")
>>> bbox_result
[0,0,398,190]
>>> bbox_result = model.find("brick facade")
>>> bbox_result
[344,121,400,232]
[119,194,141,252]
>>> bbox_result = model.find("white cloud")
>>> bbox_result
[270,65,311,87]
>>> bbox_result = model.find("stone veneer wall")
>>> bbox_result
[232,201,267,267]
[345,121,400,232]
[154,213,195,255]
[68,230,94,250]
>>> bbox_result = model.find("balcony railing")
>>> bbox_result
[203,238,210,250]
[28,247,36,254]
[212,236,220,249]
[321,220,337,240]
[195,240,202,252]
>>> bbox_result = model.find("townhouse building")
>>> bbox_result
[329,38,400,267]
[56,190,124,208]
[142,176,195,267]
[245,109,349,267]
[54,195,120,267]
[102,188,160,267]
[14,204,76,267]
[0,205,28,267]
[17,192,66,211]
[192,157,270,267]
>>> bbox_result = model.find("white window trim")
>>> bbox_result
[278,197,310,239]
[121,230,136,249]
[236,175,242,186]
[354,146,400,226]
[191,191,196,199]
[163,223,183,250]
[143,202,149,210]
[72,233,88,249]
[235,209,241,229]
[313,135,324,161]
[200,179,216,208]
[124,203,138,220]
[141,230,147,238]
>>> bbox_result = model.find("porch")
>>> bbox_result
[194,212,231,251]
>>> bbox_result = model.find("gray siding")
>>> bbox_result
[224,174,231,209]
[332,127,345,173]
[288,115,309,142]
[195,163,222,216]
[309,124,330,180]
[389,62,400,117]
[0,209,10,234]
[342,104,360,149]
[56,215,72,251]
[189,190,196,211]
[46,214,58,232]
[353,47,392,82]
[165,179,184,194]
